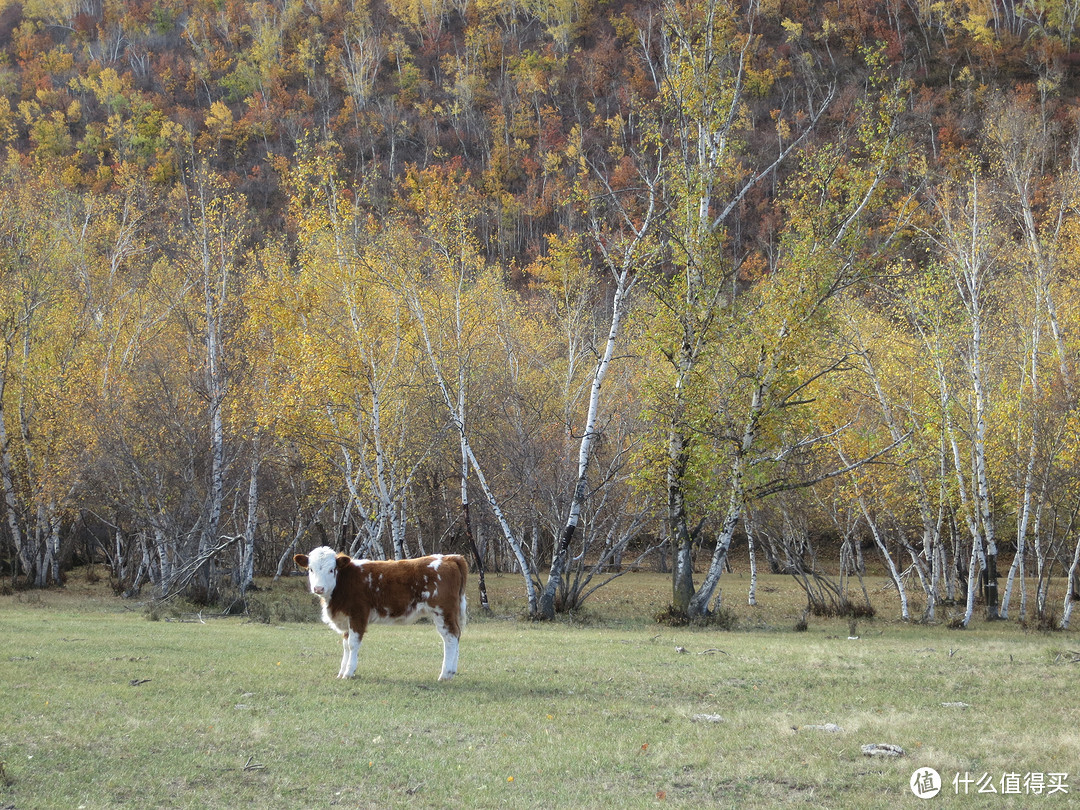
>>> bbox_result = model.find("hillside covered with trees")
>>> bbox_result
[2,0,1080,626]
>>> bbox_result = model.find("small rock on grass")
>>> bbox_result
[861,743,905,757]
[691,713,724,723]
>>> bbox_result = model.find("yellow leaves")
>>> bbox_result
[780,18,803,42]
[0,97,16,146]
[540,149,563,175]
[157,118,188,151]
[204,100,235,140]
[563,123,585,169]
[961,12,996,48]
[18,0,82,20]
[73,67,131,115]
[770,108,791,144]
[0,165,135,501]
[526,231,590,313]
[384,0,452,32]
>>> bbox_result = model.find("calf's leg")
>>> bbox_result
[433,616,459,681]
[339,630,361,678]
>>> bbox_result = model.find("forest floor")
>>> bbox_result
[1,567,1078,809]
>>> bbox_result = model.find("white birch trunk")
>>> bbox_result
[202,312,225,562]
[745,510,758,606]
[1028,496,1048,617]
[369,384,406,559]
[155,524,173,594]
[539,269,631,619]
[833,431,918,620]
[46,504,61,586]
[1002,417,1038,620]
[113,528,127,586]
[460,435,538,612]
[995,123,1073,619]
[965,283,999,618]
[192,178,230,596]
[944,388,983,628]
[459,432,490,610]
[1002,273,1047,619]
[865,508,909,621]
[326,403,388,559]
[1009,136,1075,401]
[129,534,151,596]
[962,541,981,627]
[1042,284,1074,401]
[238,445,260,596]
[688,488,743,617]
[923,524,940,621]
[0,376,27,580]
[346,297,417,561]
[273,505,327,580]
[1059,533,1080,630]
[686,351,773,618]
[934,172,999,621]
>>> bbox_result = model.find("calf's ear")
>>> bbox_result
[336,553,351,568]
[294,554,309,570]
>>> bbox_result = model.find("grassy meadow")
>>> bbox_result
[1,567,1078,809]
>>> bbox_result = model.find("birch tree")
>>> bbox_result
[645,0,805,618]
[157,161,251,600]
[0,167,127,587]
[396,166,533,611]
[836,300,951,620]
[244,240,345,582]
[920,164,1006,623]
[0,168,72,587]
[983,93,1080,619]
[284,147,433,562]
[646,13,905,618]
[536,136,662,619]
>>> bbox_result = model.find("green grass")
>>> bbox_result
[1,570,1078,808]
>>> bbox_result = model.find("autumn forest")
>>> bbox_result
[1,0,1080,626]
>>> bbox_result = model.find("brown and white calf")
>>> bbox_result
[294,546,468,681]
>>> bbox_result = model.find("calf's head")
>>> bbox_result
[294,546,346,598]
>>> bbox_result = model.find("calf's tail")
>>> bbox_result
[457,555,468,629]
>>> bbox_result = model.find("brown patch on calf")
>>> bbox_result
[329,554,467,638]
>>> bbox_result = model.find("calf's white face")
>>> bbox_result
[301,546,340,598]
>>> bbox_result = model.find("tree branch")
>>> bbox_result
[747,430,911,501]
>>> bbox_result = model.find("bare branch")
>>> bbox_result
[747,430,911,501]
